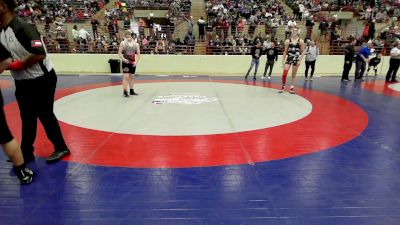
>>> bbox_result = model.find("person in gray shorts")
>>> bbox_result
[119,31,141,97]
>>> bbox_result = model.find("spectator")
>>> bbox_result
[369,20,376,41]
[142,35,149,46]
[184,30,195,45]
[78,26,91,52]
[319,19,329,42]
[112,17,119,36]
[237,19,245,34]
[72,24,79,42]
[245,41,263,80]
[362,22,370,41]
[91,15,100,39]
[155,38,166,54]
[198,16,206,41]
[123,16,131,30]
[305,16,314,40]
[330,26,339,46]
[109,35,119,53]
[262,42,278,79]
[187,16,194,33]
[304,40,319,80]
[375,11,385,23]
[55,26,68,52]
[271,18,279,40]
[184,30,195,54]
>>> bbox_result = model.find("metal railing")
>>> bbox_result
[44,42,195,55]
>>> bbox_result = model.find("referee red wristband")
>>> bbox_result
[8,61,25,71]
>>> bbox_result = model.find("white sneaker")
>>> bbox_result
[310,77,313,81]
[268,76,271,79]
[261,76,265,79]
[305,77,309,81]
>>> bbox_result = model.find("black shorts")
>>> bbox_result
[286,55,299,65]
[0,92,13,144]
[122,62,136,74]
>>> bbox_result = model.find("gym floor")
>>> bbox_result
[0,75,399,225]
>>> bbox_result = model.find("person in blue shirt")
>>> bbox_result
[354,41,373,81]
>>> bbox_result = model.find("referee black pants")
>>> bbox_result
[14,70,68,160]
[386,58,400,81]
[341,61,352,80]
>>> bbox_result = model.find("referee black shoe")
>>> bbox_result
[46,149,71,163]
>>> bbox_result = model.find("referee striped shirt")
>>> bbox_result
[0,17,53,80]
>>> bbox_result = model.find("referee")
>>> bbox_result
[0,0,70,163]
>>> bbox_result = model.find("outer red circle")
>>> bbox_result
[4,80,369,168]
[362,80,400,98]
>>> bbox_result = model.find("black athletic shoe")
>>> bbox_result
[278,85,285,93]
[391,79,399,83]
[130,89,138,95]
[15,167,35,185]
[123,91,129,97]
[46,150,71,163]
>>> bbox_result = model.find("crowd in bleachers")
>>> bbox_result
[16,0,106,24]
[125,0,169,9]
[168,0,192,22]
[110,0,191,22]
[13,0,191,54]
[205,0,285,32]
[285,0,399,22]
[207,33,286,55]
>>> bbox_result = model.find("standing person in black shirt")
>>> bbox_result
[341,37,357,81]
[90,15,100,39]
[262,42,278,79]
[245,41,263,80]
[0,0,70,163]
[305,17,314,40]
[123,16,130,30]
[197,17,206,41]
[366,52,382,76]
